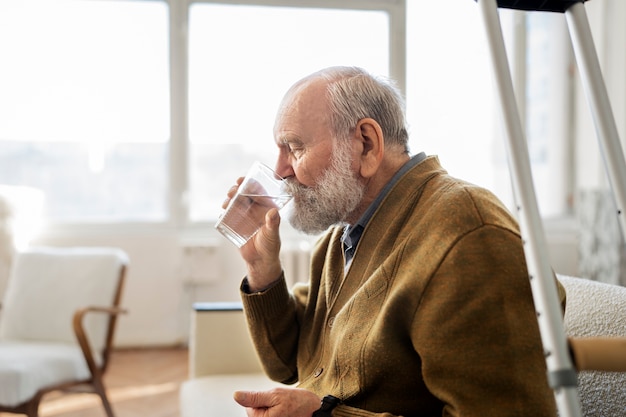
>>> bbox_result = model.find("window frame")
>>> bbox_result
[502,9,575,219]
[28,0,406,238]
[25,0,575,240]
[171,0,407,237]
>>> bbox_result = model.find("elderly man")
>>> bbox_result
[224,66,562,416]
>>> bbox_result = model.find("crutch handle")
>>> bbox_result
[569,337,626,372]
[474,0,584,13]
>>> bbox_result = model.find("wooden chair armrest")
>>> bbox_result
[73,306,128,377]
[75,306,128,318]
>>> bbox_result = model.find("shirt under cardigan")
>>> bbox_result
[241,155,562,417]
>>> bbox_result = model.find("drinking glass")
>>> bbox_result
[215,161,292,247]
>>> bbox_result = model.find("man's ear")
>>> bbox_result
[355,118,384,178]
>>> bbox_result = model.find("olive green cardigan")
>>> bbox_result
[241,156,561,416]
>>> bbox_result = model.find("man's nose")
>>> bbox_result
[274,154,295,180]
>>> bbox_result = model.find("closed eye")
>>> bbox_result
[282,139,304,157]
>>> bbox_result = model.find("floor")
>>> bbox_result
[1,347,189,417]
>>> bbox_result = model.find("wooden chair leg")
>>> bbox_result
[93,375,116,417]
[25,394,43,417]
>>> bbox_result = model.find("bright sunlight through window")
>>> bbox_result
[0,0,169,222]
[188,4,390,221]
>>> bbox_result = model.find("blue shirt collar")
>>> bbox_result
[341,152,427,262]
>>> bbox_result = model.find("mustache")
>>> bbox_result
[284,178,311,195]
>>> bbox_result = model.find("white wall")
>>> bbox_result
[27,222,577,348]
[31,230,248,347]
[28,221,313,347]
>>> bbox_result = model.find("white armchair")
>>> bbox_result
[558,275,626,416]
[0,246,128,417]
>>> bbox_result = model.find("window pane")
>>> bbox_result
[407,0,504,198]
[525,12,570,217]
[407,1,569,218]
[0,0,169,222]
[189,4,390,221]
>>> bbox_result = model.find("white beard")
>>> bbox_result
[285,142,365,235]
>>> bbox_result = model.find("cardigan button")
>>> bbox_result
[328,317,335,327]
[314,367,323,377]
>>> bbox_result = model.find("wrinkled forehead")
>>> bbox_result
[274,78,331,135]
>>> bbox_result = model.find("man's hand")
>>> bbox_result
[222,178,283,292]
[233,387,321,417]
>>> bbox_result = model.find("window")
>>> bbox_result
[1,0,570,229]
[0,0,170,222]
[0,0,401,226]
[188,3,393,221]
[523,11,572,218]
[406,1,571,218]
[406,0,501,193]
